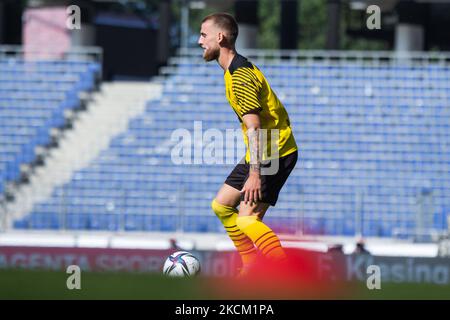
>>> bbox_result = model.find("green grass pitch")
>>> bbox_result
[0,269,449,300]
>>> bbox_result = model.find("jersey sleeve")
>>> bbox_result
[231,68,263,116]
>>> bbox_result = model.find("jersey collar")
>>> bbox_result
[227,53,250,75]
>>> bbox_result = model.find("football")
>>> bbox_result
[163,251,201,277]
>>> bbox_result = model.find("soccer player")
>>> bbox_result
[198,13,298,276]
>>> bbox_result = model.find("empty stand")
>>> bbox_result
[3,49,449,239]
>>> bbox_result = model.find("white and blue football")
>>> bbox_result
[163,251,201,277]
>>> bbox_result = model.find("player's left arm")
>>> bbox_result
[232,69,264,204]
[241,113,262,204]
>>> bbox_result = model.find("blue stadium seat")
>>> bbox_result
[0,59,100,195]
[8,58,450,237]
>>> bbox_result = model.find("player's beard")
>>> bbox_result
[203,46,220,62]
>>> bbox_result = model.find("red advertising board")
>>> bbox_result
[0,246,239,277]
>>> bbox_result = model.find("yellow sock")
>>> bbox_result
[211,200,257,266]
[236,215,286,261]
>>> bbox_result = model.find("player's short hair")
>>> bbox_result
[202,12,239,45]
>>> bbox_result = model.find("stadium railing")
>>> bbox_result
[175,47,450,66]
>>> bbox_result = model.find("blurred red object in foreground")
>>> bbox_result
[205,248,351,299]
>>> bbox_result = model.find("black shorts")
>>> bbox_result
[224,151,298,206]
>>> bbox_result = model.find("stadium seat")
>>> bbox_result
[8,56,449,237]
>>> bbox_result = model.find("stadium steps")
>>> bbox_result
[5,82,162,227]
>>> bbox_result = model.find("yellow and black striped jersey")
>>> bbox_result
[224,54,297,162]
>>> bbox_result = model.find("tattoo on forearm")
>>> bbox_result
[248,128,261,173]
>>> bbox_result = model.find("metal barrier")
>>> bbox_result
[175,47,450,66]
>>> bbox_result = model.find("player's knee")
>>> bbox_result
[239,211,264,221]
[239,204,267,219]
[211,198,236,217]
[211,199,219,215]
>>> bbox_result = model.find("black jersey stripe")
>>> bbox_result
[233,85,259,99]
[233,91,261,111]
[234,68,260,85]
[241,107,263,116]
[232,73,258,88]
[232,68,257,80]
[232,79,257,92]
[234,91,259,105]
[234,66,258,81]
[232,83,259,97]
[241,104,262,114]
[240,104,262,114]
[238,100,262,113]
